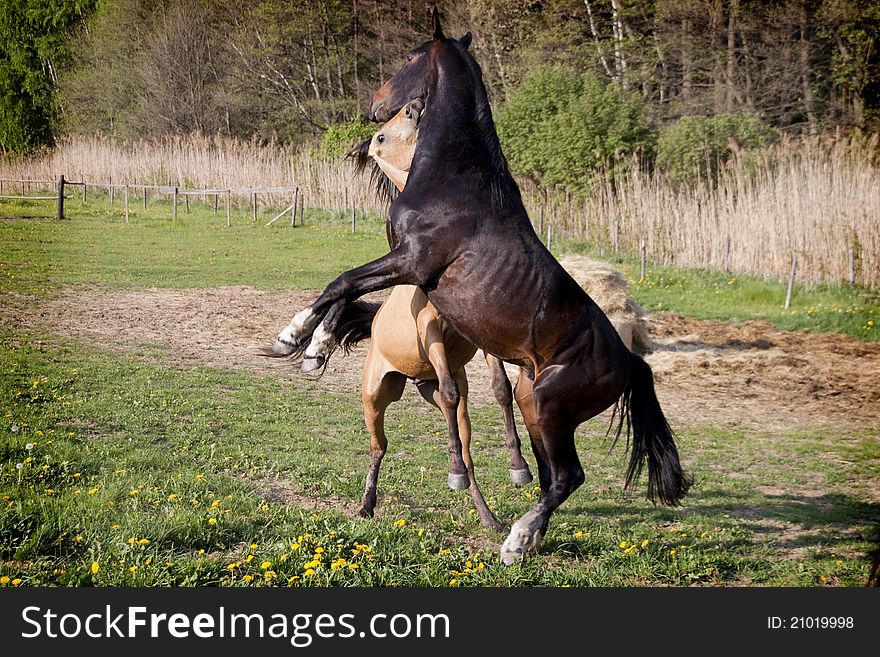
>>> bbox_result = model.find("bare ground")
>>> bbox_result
[6,284,879,434]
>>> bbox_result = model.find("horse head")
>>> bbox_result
[370,8,471,123]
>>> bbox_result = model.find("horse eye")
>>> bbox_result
[377,135,385,143]
[406,53,414,62]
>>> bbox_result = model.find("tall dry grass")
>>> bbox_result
[522,135,880,289]
[0,135,378,211]
[2,133,878,288]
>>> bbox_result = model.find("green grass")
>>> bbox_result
[560,238,880,341]
[0,199,877,587]
[1,196,388,293]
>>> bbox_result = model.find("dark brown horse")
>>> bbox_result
[273,9,690,563]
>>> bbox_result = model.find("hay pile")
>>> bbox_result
[557,255,652,355]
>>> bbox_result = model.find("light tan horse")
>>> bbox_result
[351,100,530,531]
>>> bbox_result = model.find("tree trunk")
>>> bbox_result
[798,1,818,134]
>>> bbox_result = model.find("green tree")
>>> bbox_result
[0,0,94,154]
[656,113,776,182]
[496,65,654,193]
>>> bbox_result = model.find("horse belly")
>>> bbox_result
[371,285,472,380]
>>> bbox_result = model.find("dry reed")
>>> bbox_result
[2,134,877,288]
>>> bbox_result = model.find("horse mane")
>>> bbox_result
[450,40,523,213]
[347,138,400,206]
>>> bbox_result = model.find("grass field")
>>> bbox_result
[1,196,878,587]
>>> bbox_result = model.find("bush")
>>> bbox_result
[318,117,376,158]
[656,114,777,182]
[496,66,654,193]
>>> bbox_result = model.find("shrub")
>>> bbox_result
[496,66,654,193]
[318,117,375,158]
[656,114,777,183]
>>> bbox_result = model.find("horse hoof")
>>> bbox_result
[499,543,525,566]
[509,467,533,486]
[272,339,297,356]
[300,355,325,372]
[447,473,469,490]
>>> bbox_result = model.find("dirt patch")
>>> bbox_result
[6,285,879,433]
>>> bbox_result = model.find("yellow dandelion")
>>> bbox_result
[211,500,221,508]
[111,523,121,529]
[12,578,22,586]
[314,546,324,554]
[260,561,272,570]
[393,519,407,527]
[88,487,99,495]
[449,578,458,586]
[208,518,217,525]
[129,489,139,496]
[619,541,627,549]
[669,549,676,556]
[641,539,649,548]
[138,539,150,545]
[304,568,315,577]
[242,575,253,583]
[245,555,254,563]
[348,563,360,570]
[129,566,138,573]
[144,559,152,566]
[0,576,9,585]
[249,543,258,549]
[288,576,300,583]
[74,534,84,543]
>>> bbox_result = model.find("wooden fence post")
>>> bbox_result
[299,192,305,225]
[213,193,218,214]
[124,185,129,224]
[172,187,178,220]
[109,176,114,205]
[291,188,298,227]
[142,186,147,210]
[539,205,544,234]
[546,223,552,252]
[848,245,856,285]
[81,182,86,204]
[56,175,65,221]
[225,190,231,227]
[351,206,357,233]
[251,192,257,222]
[640,240,647,279]
[723,236,731,273]
[784,254,798,310]
[185,192,190,214]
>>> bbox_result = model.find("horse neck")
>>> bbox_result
[409,54,495,181]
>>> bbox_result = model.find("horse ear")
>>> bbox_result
[459,32,472,50]
[431,6,445,40]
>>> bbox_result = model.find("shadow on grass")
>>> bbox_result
[557,488,879,557]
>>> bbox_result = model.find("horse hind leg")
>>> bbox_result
[501,370,585,565]
[416,374,503,531]
[485,354,532,486]
[358,353,406,519]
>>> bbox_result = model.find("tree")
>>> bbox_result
[0,0,94,154]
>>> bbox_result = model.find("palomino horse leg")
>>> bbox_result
[358,350,406,518]
[485,354,532,485]
[416,375,503,531]
[453,370,503,531]
[417,309,468,490]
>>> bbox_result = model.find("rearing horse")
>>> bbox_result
[274,10,691,563]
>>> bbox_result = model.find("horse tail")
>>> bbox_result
[613,352,692,506]
[335,300,381,354]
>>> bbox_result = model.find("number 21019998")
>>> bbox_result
[768,616,854,629]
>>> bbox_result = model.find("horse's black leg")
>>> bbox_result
[501,367,597,565]
[274,246,424,357]
[486,355,532,485]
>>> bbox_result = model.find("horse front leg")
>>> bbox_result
[273,247,422,362]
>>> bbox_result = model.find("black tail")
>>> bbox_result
[346,138,399,206]
[614,352,692,505]
[335,300,381,354]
